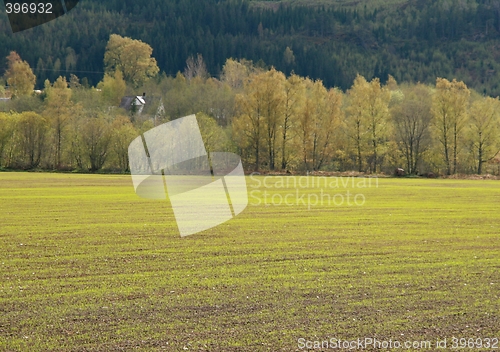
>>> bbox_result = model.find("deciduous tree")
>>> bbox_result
[234,69,283,170]
[44,76,74,168]
[261,68,286,170]
[345,75,370,172]
[4,52,36,97]
[432,78,470,174]
[468,96,500,174]
[111,115,138,172]
[16,112,48,169]
[97,70,126,106]
[392,84,433,174]
[317,87,343,170]
[221,58,258,91]
[184,54,209,82]
[281,74,305,170]
[298,79,343,171]
[365,77,391,173]
[80,116,112,172]
[0,112,15,167]
[104,34,159,87]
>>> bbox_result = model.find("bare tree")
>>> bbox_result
[184,53,208,81]
[392,84,433,174]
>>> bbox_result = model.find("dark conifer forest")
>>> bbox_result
[1,0,500,95]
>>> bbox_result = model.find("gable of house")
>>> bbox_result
[119,94,165,118]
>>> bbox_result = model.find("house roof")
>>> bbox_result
[119,95,163,116]
[120,95,137,110]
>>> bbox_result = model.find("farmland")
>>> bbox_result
[0,173,499,351]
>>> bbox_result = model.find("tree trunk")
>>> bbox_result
[356,120,362,172]
[478,140,483,175]
[452,124,458,174]
[443,127,450,175]
[281,116,289,170]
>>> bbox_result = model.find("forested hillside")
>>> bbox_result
[1,0,500,95]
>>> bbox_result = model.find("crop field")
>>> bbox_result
[1,172,499,351]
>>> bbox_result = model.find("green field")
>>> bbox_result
[1,173,499,351]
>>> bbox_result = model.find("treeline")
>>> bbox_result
[1,54,500,175]
[231,62,500,176]
[1,0,500,95]
[0,73,234,172]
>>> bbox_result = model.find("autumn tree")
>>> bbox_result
[0,112,16,167]
[364,77,391,173]
[345,75,370,172]
[0,81,5,98]
[65,114,81,170]
[197,112,232,154]
[281,74,305,170]
[260,68,286,170]
[80,116,112,172]
[221,58,259,91]
[44,76,74,168]
[467,96,500,174]
[283,46,296,73]
[345,75,391,173]
[432,78,470,175]
[392,84,433,174]
[234,69,283,170]
[104,34,159,87]
[16,112,48,169]
[69,74,82,89]
[97,70,126,106]
[297,79,342,171]
[318,87,343,170]
[4,52,36,97]
[111,115,138,172]
[297,78,315,170]
[204,78,235,126]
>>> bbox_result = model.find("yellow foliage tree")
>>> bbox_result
[4,51,36,97]
[97,70,126,106]
[0,112,16,167]
[391,83,433,174]
[298,79,342,171]
[234,68,285,170]
[104,34,159,87]
[468,96,500,174]
[111,115,138,172]
[365,77,391,173]
[432,78,470,175]
[346,74,390,173]
[221,58,262,91]
[345,75,370,172]
[44,76,74,168]
[281,74,305,170]
[16,112,48,169]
